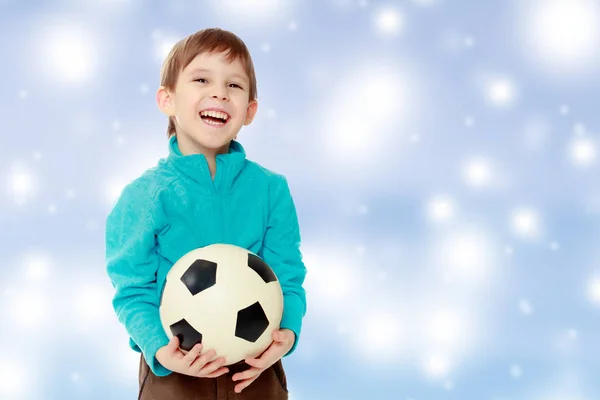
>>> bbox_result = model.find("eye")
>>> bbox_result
[228,83,243,89]
[194,78,208,83]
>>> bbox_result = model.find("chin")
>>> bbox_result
[178,126,236,154]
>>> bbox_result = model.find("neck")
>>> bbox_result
[176,135,230,180]
[205,156,217,180]
[167,135,247,193]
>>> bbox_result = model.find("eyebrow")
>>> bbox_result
[187,68,248,83]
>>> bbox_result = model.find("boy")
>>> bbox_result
[105,28,307,400]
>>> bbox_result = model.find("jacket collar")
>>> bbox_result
[166,135,247,194]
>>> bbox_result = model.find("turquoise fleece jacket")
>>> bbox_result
[105,136,307,377]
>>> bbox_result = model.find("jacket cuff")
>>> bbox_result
[143,335,172,377]
[279,294,305,356]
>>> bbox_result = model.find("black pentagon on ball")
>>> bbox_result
[170,318,202,351]
[181,259,217,295]
[247,253,277,283]
[235,301,270,343]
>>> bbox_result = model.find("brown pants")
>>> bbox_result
[138,356,289,400]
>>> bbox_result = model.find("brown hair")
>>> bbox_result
[160,28,258,137]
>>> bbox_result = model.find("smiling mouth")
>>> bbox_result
[199,110,230,126]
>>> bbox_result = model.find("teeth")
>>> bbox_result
[200,110,229,120]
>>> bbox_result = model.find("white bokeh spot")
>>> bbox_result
[511,208,541,238]
[587,275,600,306]
[485,77,517,107]
[152,30,180,63]
[0,360,26,397]
[321,63,411,162]
[463,157,493,187]
[359,312,403,361]
[105,178,129,206]
[510,364,523,378]
[519,0,600,73]
[23,254,52,281]
[35,21,98,83]
[424,309,469,349]
[70,372,81,382]
[373,7,404,35]
[9,289,50,327]
[303,247,363,311]
[72,283,115,330]
[6,163,37,205]
[435,229,495,286]
[422,354,451,378]
[568,136,597,167]
[568,329,579,340]
[519,299,534,315]
[427,195,456,223]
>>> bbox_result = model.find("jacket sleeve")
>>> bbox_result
[105,184,171,376]
[260,176,307,355]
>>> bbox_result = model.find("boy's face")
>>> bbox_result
[157,51,257,156]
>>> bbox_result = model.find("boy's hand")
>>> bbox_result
[155,336,229,378]
[231,329,295,393]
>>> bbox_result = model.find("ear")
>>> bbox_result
[243,100,258,126]
[156,86,175,116]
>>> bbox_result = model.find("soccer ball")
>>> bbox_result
[159,243,283,365]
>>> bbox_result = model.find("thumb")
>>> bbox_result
[168,335,180,353]
[273,331,282,342]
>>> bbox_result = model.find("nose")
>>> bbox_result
[211,86,229,101]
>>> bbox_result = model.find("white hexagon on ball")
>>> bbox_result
[159,244,283,365]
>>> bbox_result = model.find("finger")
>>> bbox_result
[273,330,284,342]
[274,329,295,344]
[168,335,180,353]
[196,357,226,376]
[232,367,261,382]
[244,357,270,370]
[235,377,258,393]
[246,342,282,367]
[182,343,202,365]
[189,349,216,370]
[203,366,230,378]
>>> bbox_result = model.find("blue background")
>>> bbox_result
[2,0,600,399]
